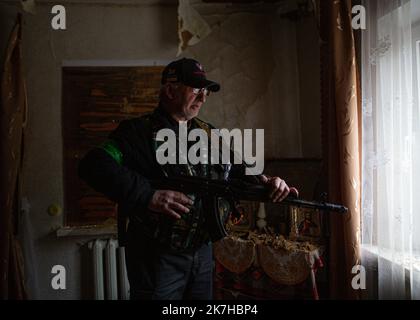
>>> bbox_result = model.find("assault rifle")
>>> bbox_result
[150,175,348,241]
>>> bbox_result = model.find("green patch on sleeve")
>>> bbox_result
[100,140,123,165]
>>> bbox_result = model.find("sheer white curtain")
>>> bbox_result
[362,0,420,299]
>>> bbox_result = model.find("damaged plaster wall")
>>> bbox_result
[181,8,321,160]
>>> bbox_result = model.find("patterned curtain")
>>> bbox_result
[320,0,362,299]
[0,14,28,300]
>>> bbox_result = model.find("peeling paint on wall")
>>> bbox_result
[182,10,308,159]
[177,0,212,56]
[22,0,37,15]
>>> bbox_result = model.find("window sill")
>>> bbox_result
[56,224,117,237]
[361,244,420,272]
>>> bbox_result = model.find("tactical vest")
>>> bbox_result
[125,112,229,253]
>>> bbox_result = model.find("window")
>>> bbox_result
[361,0,420,299]
[62,66,164,226]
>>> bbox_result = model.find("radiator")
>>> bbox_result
[88,239,130,300]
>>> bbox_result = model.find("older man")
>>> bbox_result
[78,58,290,300]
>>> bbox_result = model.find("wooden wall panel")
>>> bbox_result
[62,66,164,226]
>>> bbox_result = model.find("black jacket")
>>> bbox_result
[78,106,256,251]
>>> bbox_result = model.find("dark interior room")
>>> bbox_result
[1,0,419,305]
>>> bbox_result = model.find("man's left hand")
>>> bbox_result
[259,175,290,202]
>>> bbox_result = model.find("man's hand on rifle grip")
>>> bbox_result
[259,175,291,203]
[148,190,194,220]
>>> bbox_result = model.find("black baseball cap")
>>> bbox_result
[161,58,220,92]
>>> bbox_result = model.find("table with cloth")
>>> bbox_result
[213,232,324,300]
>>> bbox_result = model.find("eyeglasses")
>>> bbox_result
[192,87,210,96]
[168,83,210,96]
